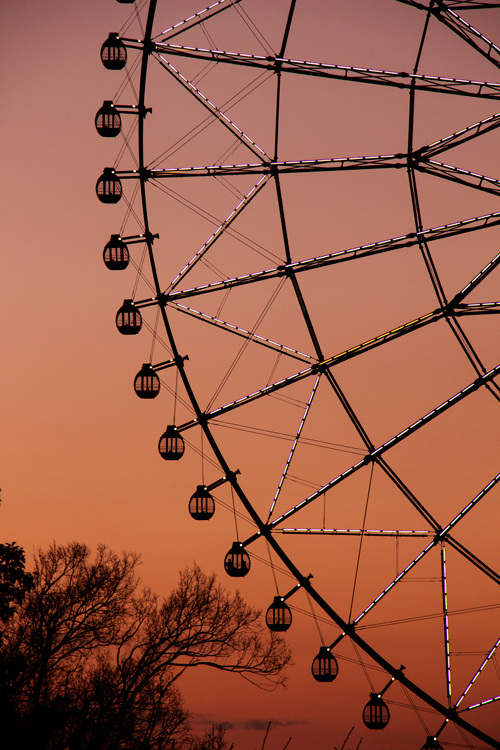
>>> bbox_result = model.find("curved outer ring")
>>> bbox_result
[133,2,500,745]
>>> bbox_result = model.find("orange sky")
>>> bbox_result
[2,2,500,748]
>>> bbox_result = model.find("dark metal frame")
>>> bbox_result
[99,1,500,746]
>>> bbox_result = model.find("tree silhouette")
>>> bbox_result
[0,542,33,624]
[334,727,362,750]
[0,542,290,750]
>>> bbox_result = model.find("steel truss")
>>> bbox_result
[99,1,500,746]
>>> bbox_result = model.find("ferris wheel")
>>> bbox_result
[96,1,500,747]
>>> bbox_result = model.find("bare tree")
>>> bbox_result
[334,727,362,750]
[0,542,290,750]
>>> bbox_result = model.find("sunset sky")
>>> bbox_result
[2,1,500,748]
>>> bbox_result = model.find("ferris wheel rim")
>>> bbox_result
[100,2,500,746]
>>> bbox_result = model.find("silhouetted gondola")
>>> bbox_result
[265,597,292,632]
[103,235,129,269]
[362,694,390,729]
[189,486,215,520]
[134,363,160,399]
[116,299,142,335]
[311,646,338,682]
[101,33,127,70]
[96,168,122,203]
[224,543,250,577]
[158,425,185,460]
[95,101,122,137]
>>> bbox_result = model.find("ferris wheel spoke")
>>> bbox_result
[274,128,372,460]
[446,1,500,6]
[169,302,314,362]
[146,154,405,178]
[415,160,500,197]
[166,174,270,292]
[416,111,500,160]
[278,0,297,59]
[274,155,403,174]
[408,165,449,311]
[352,472,500,628]
[354,603,500,632]
[443,252,500,392]
[153,44,500,98]
[456,636,500,709]
[210,420,364,454]
[440,470,500,538]
[376,456,440,529]
[461,694,500,712]
[397,0,500,9]
[353,541,442,626]
[144,69,273,171]
[277,528,431,537]
[150,163,266,177]
[155,54,270,160]
[430,3,500,70]
[164,212,500,301]
[170,308,468,433]
[441,546,452,706]
[405,177,500,392]
[140,286,500,424]
[446,314,491,373]
[178,363,317,431]
[269,367,500,529]
[273,173,325,361]
[268,374,321,519]
[153,0,244,43]
[446,319,500,403]
[321,309,439,368]
[171,310,438,430]
[446,535,500,586]
[457,302,500,314]
[203,278,288,411]
[452,250,500,305]
[323,370,374,450]
[415,209,500,240]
